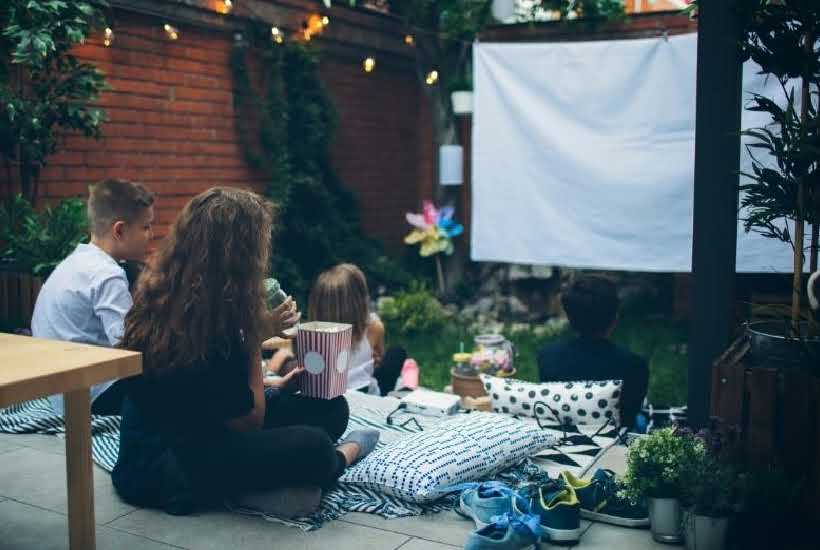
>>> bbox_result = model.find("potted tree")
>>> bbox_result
[623,428,704,544]
[739,0,820,367]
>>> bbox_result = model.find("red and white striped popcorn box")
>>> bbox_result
[296,321,353,399]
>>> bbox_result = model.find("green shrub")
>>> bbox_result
[2,196,88,276]
[622,427,705,501]
[0,194,34,257]
[379,283,447,336]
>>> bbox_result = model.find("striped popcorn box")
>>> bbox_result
[296,321,353,399]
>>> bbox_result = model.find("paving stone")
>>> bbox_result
[110,506,410,550]
[0,446,136,524]
[578,523,671,549]
[0,500,179,550]
[399,538,460,549]
[0,433,23,454]
[342,510,474,547]
[3,433,66,455]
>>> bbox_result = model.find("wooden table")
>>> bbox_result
[0,333,142,550]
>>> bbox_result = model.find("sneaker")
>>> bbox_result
[561,469,649,528]
[464,512,544,550]
[456,482,526,529]
[515,478,582,543]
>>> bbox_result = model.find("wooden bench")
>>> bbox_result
[0,333,141,550]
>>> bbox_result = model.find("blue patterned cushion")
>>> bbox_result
[339,412,557,503]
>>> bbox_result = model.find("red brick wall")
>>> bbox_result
[6,6,429,250]
[322,57,424,247]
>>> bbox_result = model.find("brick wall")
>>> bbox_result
[4,3,430,250]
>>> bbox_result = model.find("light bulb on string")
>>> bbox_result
[271,26,284,44]
[404,34,414,46]
[224,0,233,13]
[322,16,330,26]
[425,70,439,85]
[103,27,114,47]
[363,56,376,73]
[164,23,179,41]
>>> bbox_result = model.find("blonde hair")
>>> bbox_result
[87,179,155,236]
[308,263,369,343]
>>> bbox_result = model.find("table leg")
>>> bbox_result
[65,388,96,550]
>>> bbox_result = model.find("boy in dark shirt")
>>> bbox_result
[537,275,649,428]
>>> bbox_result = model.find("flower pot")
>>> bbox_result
[746,320,820,369]
[451,91,473,115]
[648,497,683,544]
[684,514,728,550]
[450,368,487,398]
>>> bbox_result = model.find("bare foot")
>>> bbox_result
[336,442,361,466]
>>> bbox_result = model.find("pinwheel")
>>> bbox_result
[404,201,463,293]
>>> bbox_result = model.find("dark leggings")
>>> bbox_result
[114,392,350,513]
[191,392,350,499]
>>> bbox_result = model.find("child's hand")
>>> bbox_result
[264,365,304,391]
[269,297,300,338]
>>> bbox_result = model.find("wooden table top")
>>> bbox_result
[0,333,142,407]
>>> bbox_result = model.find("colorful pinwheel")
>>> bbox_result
[404,201,463,257]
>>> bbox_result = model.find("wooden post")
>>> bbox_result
[689,0,744,428]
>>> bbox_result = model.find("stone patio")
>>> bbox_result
[0,433,676,549]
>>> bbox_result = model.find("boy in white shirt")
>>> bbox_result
[31,179,155,415]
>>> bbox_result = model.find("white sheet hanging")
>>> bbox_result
[471,34,809,273]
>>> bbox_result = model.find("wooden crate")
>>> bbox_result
[711,338,820,517]
[0,271,42,329]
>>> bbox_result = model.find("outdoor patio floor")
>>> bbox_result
[0,434,675,549]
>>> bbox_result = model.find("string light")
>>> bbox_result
[425,70,439,85]
[164,23,179,41]
[307,14,325,35]
[223,0,233,13]
[363,56,376,73]
[322,15,330,26]
[404,34,414,46]
[271,26,284,44]
[103,27,114,47]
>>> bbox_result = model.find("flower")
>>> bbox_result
[404,200,463,257]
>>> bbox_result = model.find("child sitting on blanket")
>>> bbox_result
[308,264,405,396]
[31,179,155,416]
[112,188,378,515]
[537,274,649,429]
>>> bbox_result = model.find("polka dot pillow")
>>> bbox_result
[339,412,557,503]
[480,374,622,427]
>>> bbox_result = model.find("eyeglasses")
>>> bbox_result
[386,403,424,432]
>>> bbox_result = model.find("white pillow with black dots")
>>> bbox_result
[480,375,622,427]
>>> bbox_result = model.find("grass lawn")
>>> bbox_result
[386,315,688,406]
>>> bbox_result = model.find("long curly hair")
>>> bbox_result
[121,187,274,372]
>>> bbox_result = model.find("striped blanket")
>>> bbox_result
[0,390,622,531]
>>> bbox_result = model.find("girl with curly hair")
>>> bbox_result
[111,187,377,515]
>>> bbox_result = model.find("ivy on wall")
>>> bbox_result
[231,26,415,300]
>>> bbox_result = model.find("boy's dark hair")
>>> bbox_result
[87,179,154,236]
[561,275,620,336]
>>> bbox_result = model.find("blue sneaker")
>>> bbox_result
[515,479,582,543]
[464,513,544,550]
[455,482,525,529]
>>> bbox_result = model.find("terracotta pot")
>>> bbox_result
[451,368,488,398]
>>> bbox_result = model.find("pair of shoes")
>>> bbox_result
[464,512,544,550]
[457,479,581,545]
[561,469,649,528]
